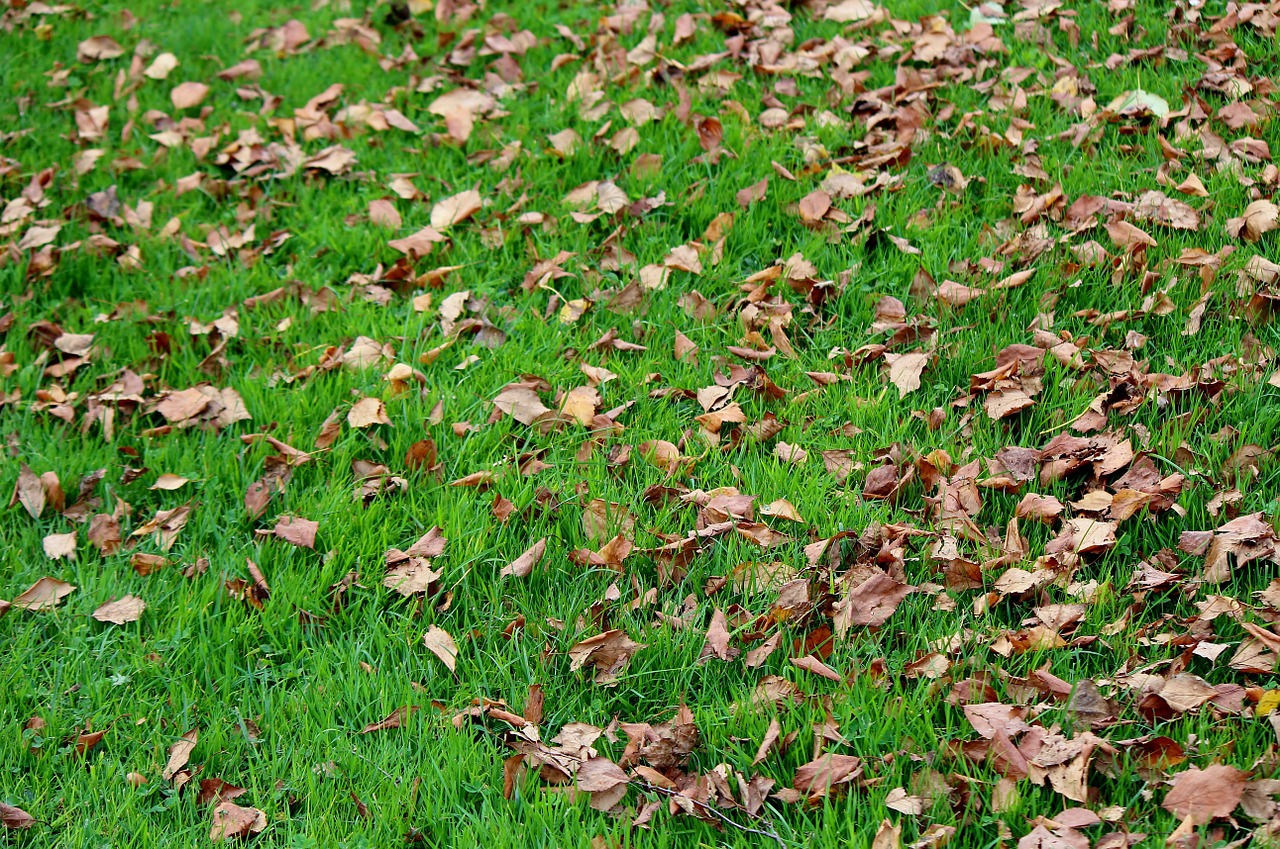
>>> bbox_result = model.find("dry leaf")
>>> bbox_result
[93,595,145,625]
[423,626,459,672]
[501,538,547,579]
[209,802,266,841]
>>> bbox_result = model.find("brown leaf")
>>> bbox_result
[368,199,402,229]
[423,626,458,672]
[799,189,832,223]
[92,595,145,625]
[1226,200,1278,242]
[163,728,199,781]
[568,629,644,685]
[1106,219,1157,251]
[493,385,551,425]
[430,190,483,230]
[170,82,210,110]
[1162,764,1246,825]
[262,516,318,549]
[835,572,913,632]
[737,178,768,208]
[884,352,929,398]
[0,803,35,829]
[1015,494,1065,523]
[209,802,266,841]
[13,577,75,611]
[12,463,45,519]
[700,608,735,662]
[42,531,77,561]
[77,35,124,62]
[501,538,547,579]
[347,397,390,428]
[792,655,842,681]
[360,705,418,734]
[794,753,863,795]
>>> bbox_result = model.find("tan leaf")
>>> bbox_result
[1106,219,1157,251]
[1162,764,1246,825]
[559,386,600,426]
[93,595,145,625]
[430,189,483,230]
[700,608,734,662]
[794,753,863,794]
[1226,200,1278,242]
[209,802,266,841]
[170,82,210,110]
[884,351,930,398]
[151,473,190,491]
[77,35,124,62]
[12,463,45,519]
[596,181,629,215]
[144,52,179,80]
[266,516,318,549]
[500,538,547,579]
[360,705,418,734]
[13,577,75,611]
[493,385,551,425]
[423,626,458,672]
[368,199,402,229]
[42,531,77,561]
[798,190,832,223]
[163,728,198,781]
[347,397,390,428]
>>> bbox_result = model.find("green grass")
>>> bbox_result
[2,0,1280,846]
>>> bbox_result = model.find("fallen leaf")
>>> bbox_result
[347,397,390,428]
[501,538,547,579]
[170,82,210,110]
[885,352,930,398]
[1161,764,1246,825]
[163,728,198,781]
[92,595,145,625]
[209,802,266,841]
[423,626,459,672]
[431,190,483,230]
[13,577,75,611]
[0,803,35,830]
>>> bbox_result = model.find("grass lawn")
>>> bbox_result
[3,0,1280,845]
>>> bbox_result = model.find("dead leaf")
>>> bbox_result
[13,577,75,611]
[93,595,145,625]
[209,802,266,841]
[347,397,390,428]
[163,729,198,781]
[423,626,459,672]
[885,352,930,398]
[0,802,34,829]
[501,538,547,579]
[360,706,418,734]
[430,189,483,230]
[1162,764,1246,825]
[170,82,210,110]
[1226,200,1278,242]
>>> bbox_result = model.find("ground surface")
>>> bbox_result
[2,0,1280,846]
